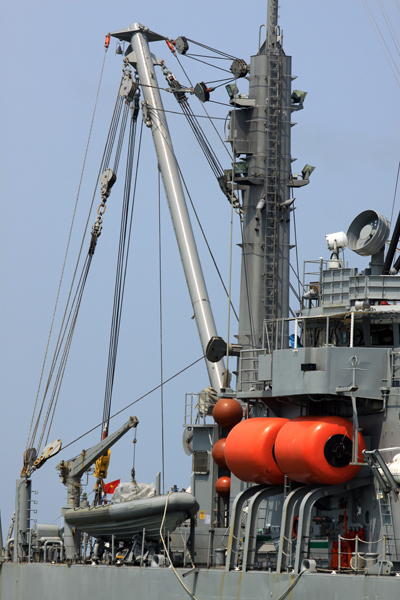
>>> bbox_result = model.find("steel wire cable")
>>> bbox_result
[113,103,130,173]
[377,0,400,56]
[361,0,400,87]
[31,254,91,450]
[184,38,238,60]
[180,102,224,178]
[26,46,109,452]
[175,161,239,322]
[149,106,227,120]
[42,255,93,449]
[184,54,232,73]
[29,84,127,452]
[390,160,400,225]
[158,168,165,494]
[60,355,204,453]
[171,53,233,159]
[102,111,139,433]
[102,96,143,435]
[240,219,256,348]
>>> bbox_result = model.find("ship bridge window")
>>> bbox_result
[370,322,394,346]
[303,317,366,348]
[304,321,326,347]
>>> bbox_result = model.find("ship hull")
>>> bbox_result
[1,562,398,599]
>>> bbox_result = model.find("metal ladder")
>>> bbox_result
[363,449,399,560]
[378,491,397,560]
[263,47,283,347]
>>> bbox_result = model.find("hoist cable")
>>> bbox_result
[377,0,400,56]
[291,198,302,307]
[174,53,232,159]
[184,38,238,60]
[184,54,232,74]
[113,103,130,173]
[102,114,138,432]
[175,161,239,321]
[31,254,91,451]
[29,83,127,452]
[390,160,400,225]
[240,219,256,348]
[180,102,224,178]
[102,99,143,434]
[186,54,232,60]
[61,355,204,453]
[158,167,165,495]
[141,105,227,120]
[42,255,93,449]
[361,0,400,87]
[26,46,109,452]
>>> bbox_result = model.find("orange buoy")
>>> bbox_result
[224,417,289,485]
[212,438,228,469]
[274,416,365,485]
[215,476,231,497]
[212,398,243,429]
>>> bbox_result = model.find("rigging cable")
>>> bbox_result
[184,54,232,74]
[26,43,110,452]
[176,161,239,321]
[159,57,239,318]
[240,219,256,349]
[30,84,128,454]
[172,52,233,159]
[291,195,303,308]
[61,355,205,453]
[102,90,142,436]
[225,116,236,384]
[361,0,400,88]
[158,167,165,494]
[184,38,238,60]
[377,0,400,57]
[390,160,400,225]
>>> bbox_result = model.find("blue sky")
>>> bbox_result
[1,0,399,528]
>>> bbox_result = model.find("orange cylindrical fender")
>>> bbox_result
[225,417,289,485]
[274,416,365,485]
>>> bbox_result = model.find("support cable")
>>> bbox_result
[224,90,238,382]
[361,0,400,87]
[42,255,93,449]
[173,53,233,159]
[26,46,109,452]
[158,167,165,495]
[184,38,238,60]
[377,0,400,56]
[102,91,141,435]
[176,161,239,321]
[390,160,400,225]
[61,355,205,453]
[29,82,127,453]
[291,195,302,308]
[240,219,256,348]
[184,54,232,73]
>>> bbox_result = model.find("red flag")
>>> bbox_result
[103,479,120,494]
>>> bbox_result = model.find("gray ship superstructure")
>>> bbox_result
[1,2,400,598]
